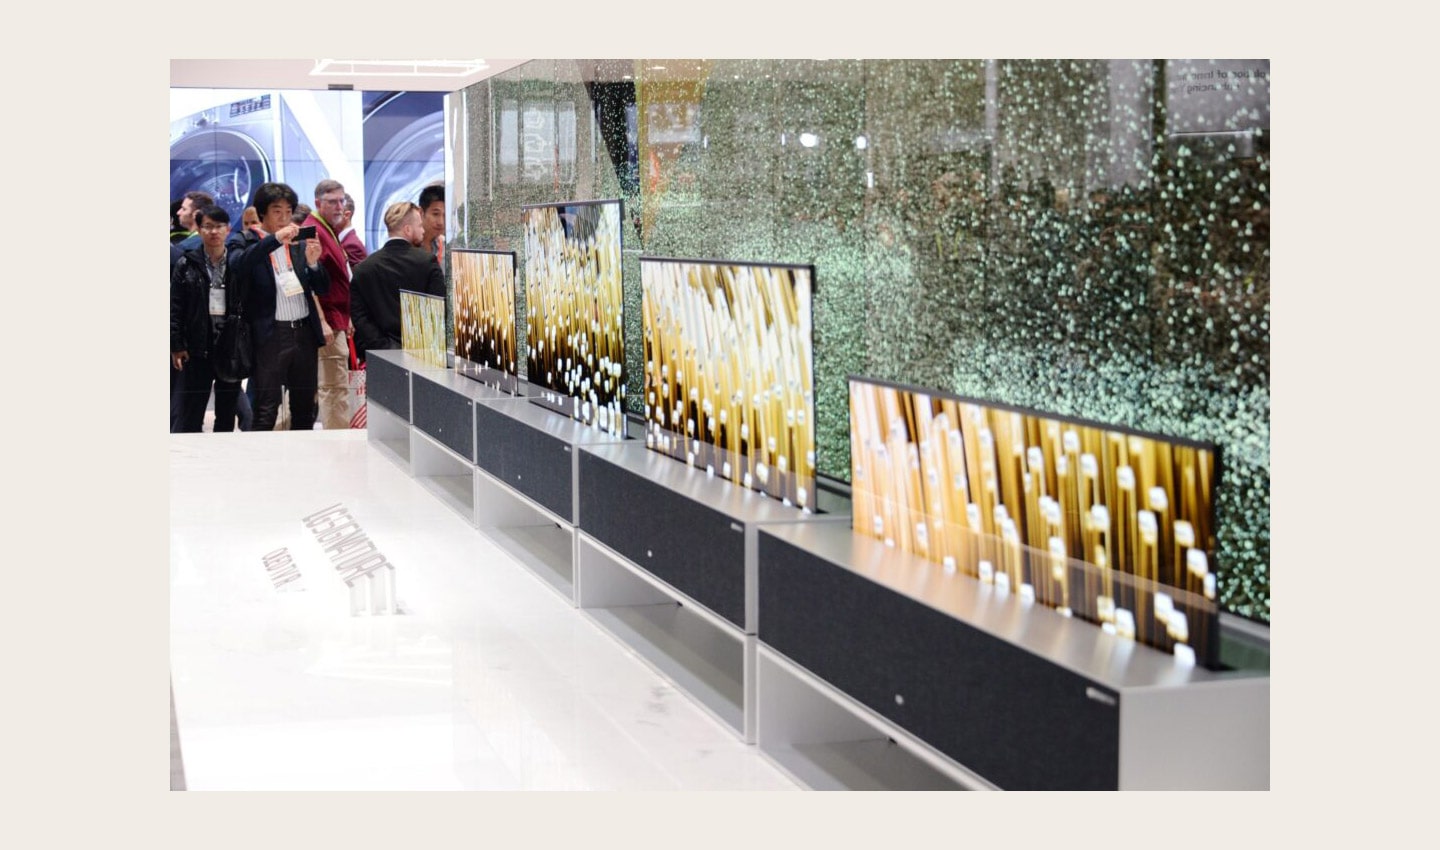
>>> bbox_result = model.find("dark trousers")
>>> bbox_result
[252,322,319,431]
[176,355,241,432]
[236,384,254,431]
[170,364,184,432]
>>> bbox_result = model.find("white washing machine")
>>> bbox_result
[170,92,277,224]
[171,90,358,226]
[362,91,446,252]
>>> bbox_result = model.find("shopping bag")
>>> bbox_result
[275,387,291,431]
[348,334,367,429]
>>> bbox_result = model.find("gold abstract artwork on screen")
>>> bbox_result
[453,250,517,385]
[401,290,447,369]
[523,202,625,434]
[642,259,815,509]
[849,380,1219,665]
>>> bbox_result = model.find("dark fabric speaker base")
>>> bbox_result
[366,355,409,421]
[475,403,574,521]
[412,376,475,461]
[758,532,1122,791]
[579,451,745,627]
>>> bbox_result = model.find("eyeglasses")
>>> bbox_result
[199,223,229,232]
[318,196,345,207]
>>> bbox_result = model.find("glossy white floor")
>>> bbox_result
[169,430,800,791]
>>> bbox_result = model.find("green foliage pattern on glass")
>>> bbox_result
[448,59,1269,623]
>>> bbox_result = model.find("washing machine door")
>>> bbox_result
[170,128,271,225]
[363,92,445,252]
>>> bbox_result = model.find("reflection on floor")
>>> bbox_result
[170,680,185,791]
[168,431,799,791]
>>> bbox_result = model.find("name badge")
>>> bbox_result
[277,268,304,298]
[209,285,226,316]
[270,245,304,297]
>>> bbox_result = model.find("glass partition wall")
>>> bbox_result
[446,59,1270,625]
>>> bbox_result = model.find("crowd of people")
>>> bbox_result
[169,180,449,433]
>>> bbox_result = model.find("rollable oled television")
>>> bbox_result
[453,249,519,394]
[641,257,816,511]
[521,199,625,435]
[400,289,446,369]
[848,376,1223,668]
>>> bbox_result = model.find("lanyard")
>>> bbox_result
[268,242,295,275]
[207,253,227,288]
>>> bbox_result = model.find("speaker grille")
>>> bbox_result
[366,356,409,420]
[758,531,1121,790]
[412,377,474,461]
[580,451,746,626]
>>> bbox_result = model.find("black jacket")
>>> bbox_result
[231,229,330,349]
[350,238,446,362]
[170,248,235,357]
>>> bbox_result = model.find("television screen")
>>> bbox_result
[453,249,519,394]
[400,289,446,369]
[848,377,1222,668]
[521,199,625,435]
[641,257,816,510]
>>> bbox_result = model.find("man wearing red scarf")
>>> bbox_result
[303,179,355,429]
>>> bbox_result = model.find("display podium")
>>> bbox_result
[755,521,1269,790]
[365,350,1269,788]
[576,442,846,741]
[365,350,632,603]
[382,353,511,524]
[364,351,413,468]
[470,395,627,602]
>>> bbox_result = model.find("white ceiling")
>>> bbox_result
[170,59,531,93]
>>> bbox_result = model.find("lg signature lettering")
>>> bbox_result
[302,503,394,583]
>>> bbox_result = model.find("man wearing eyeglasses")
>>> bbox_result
[171,206,243,432]
[337,193,369,271]
[303,179,355,430]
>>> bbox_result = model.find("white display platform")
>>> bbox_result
[168,431,800,791]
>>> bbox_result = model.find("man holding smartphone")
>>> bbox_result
[234,181,329,432]
[303,179,355,430]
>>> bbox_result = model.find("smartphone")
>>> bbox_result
[297,225,317,240]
